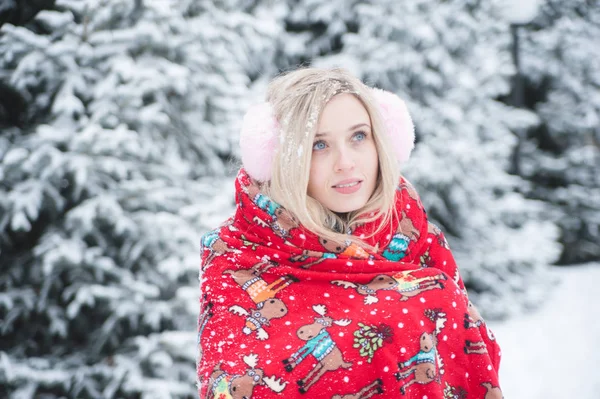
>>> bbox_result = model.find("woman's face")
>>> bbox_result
[308,93,379,214]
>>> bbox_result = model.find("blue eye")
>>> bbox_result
[313,141,327,151]
[353,131,367,141]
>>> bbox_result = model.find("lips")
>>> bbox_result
[332,179,363,194]
[332,178,362,188]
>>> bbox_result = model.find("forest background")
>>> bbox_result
[0,0,598,397]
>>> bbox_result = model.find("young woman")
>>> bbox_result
[197,68,502,399]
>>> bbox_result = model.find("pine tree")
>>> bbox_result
[275,0,562,318]
[518,0,600,264]
[0,0,281,397]
[272,0,360,70]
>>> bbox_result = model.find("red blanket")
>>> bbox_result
[197,169,501,399]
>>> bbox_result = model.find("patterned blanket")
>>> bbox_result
[197,169,502,399]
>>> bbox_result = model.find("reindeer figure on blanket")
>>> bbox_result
[226,261,297,340]
[395,309,447,395]
[332,270,447,305]
[398,179,423,210]
[206,353,287,399]
[289,237,372,269]
[331,379,384,399]
[224,261,298,303]
[481,382,503,399]
[197,294,214,366]
[247,184,300,239]
[282,304,353,393]
[463,301,496,355]
[201,224,238,265]
[428,222,451,250]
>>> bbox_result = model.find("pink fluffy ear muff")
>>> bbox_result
[239,88,415,182]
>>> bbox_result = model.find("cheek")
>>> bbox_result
[364,144,379,174]
[308,157,326,187]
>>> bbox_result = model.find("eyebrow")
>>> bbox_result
[315,123,371,137]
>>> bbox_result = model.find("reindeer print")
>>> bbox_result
[206,354,287,399]
[282,305,352,393]
[197,295,214,365]
[247,184,300,239]
[224,261,298,303]
[481,382,503,399]
[229,299,287,340]
[392,270,447,301]
[419,248,435,268]
[442,382,467,399]
[240,234,260,250]
[273,207,300,237]
[464,301,494,338]
[395,309,447,395]
[463,301,496,354]
[395,332,439,394]
[399,210,421,241]
[428,222,450,250]
[225,261,296,340]
[464,340,488,355]
[198,295,214,339]
[319,237,371,258]
[201,229,236,266]
[332,270,447,304]
[289,237,371,269]
[331,379,384,399]
[398,179,423,209]
[332,275,395,305]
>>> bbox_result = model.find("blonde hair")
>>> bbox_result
[262,67,400,248]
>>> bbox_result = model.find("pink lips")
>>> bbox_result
[332,179,363,194]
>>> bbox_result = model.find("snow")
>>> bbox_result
[499,0,542,24]
[0,0,597,396]
[34,10,74,30]
[489,263,600,398]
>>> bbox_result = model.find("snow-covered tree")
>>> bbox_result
[0,0,281,397]
[272,0,359,70]
[274,0,562,318]
[0,0,56,28]
[518,0,600,264]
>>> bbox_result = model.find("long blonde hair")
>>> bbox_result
[262,67,400,247]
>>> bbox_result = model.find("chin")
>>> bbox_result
[328,199,368,214]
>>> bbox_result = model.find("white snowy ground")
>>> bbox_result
[489,262,600,398]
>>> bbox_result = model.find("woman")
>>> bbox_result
[197,68,502,399]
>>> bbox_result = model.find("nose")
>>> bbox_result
[334,146,355,172]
